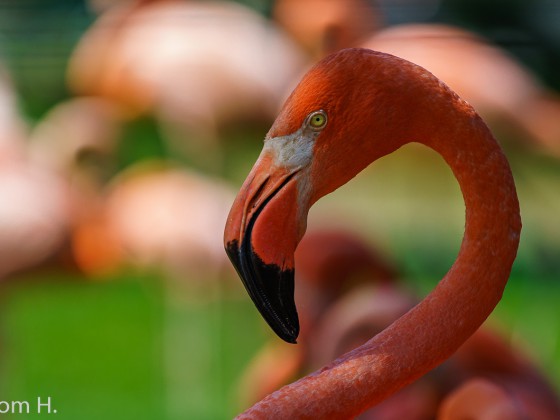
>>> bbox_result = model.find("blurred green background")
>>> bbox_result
[0,0,559,418]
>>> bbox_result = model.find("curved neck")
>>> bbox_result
[237,112,521,418]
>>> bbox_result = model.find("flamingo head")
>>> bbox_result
[224,48,426,343]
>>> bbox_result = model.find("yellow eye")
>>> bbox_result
[307,110,327,130]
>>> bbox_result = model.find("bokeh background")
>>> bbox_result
[0,0,559,418]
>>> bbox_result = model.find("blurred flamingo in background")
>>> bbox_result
[274,0,382,59]
[273,0,560,157]
[440,330,560,420]
[0,67,72,279]
[0,95,129,279]
[293,229,399,338]
[68,0,307,169]
[362,24,560,157]
[72,162,236,286]
[0,63,27,163]
[28,97,122,188]
[438,378,523,420]
[20,96,234,284]
[307,289,560,419]
[0,165,70,279]
[25,97,125,275]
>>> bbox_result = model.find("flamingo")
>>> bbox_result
[0,67,73,279]
[0,63,28,164]
[72,162,236,282]
[68,0,306,169]
[22,97,125,275]
[293,229,398,339]
[28,97,122,184]
[438,378,523,419]
[223,48,522,417]
[273,0,382,58]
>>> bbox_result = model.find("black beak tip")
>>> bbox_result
[225,240,300,344]
[282,331,298,344]
[272,312,299,344]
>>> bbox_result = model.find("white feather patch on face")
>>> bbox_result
[262,118,324,224]
[263,124,319,170]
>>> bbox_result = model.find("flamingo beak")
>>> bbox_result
[224,152,305,344]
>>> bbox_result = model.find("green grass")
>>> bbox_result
[0,274,165,419]
[0,272,268,419]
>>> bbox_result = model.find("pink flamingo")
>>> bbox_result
[68,0,306,169]
[223,48,526,417]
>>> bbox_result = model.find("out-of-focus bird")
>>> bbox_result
[442,329,560,420]
[362,24,560,157]
[223,48,524,417]
[293,229,398,337]
[274,0,382,59]
[0,64,28,164]
[308,289,560,419]
[0,164,70,279]
[68,0,307,168]
[0,65,75,279]
[23,97,126,275]
[73,162,235,284]
[438,378,523,420]
[28,97,122,186]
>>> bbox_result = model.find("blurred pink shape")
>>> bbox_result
[73,162,235,281]
[293,228,399,339]
[274,0,382,58]
[362,24,560,156]
[0,95,129,279]
[0,164,70,279]
[26,97,127,276]
[28,97,122,182]
[0,67,74,279]
[0,64,28,164]
[438,378,522,420]
[68,0,306,147]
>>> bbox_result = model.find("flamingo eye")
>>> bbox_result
[307,110,327,130]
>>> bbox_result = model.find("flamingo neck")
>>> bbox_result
[238,111,521,418]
